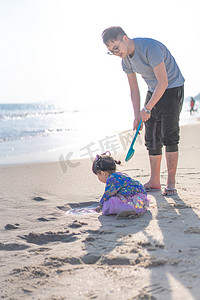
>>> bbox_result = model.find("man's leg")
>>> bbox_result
[144,114,162,190]
[144,154,162,190]
[161,86,184,195]
[144,91,163,191]
[164,151,178,195]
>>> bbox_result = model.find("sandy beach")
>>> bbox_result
[0,123,200,300]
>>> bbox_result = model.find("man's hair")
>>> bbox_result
[102,26,127,45]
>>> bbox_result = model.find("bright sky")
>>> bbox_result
[0,0,199,108]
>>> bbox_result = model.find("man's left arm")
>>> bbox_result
[140,61,168,122]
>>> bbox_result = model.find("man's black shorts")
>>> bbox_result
[144,85,184,155]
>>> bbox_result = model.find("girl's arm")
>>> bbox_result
[99,174,124,209]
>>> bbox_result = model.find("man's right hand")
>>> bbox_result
[133,119,143,131]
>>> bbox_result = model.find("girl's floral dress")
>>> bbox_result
[99,172,150,216]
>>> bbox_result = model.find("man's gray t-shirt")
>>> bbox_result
[122,38,185,92]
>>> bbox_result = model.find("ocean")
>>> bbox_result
[0,100,199,166]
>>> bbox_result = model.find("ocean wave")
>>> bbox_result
[0,128,72,142]
[0,110,65,120]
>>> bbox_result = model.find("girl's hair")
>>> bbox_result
[102,26,127,45]
[92,152,121,175]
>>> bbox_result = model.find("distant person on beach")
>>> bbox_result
[102,26,185,196]
[92,152,150,218]
[190,97,195,115]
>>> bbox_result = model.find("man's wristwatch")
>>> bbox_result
[143,107,151,114]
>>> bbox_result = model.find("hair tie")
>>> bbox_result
[101,151,111,157]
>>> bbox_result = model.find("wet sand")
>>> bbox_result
[0,123,200,299]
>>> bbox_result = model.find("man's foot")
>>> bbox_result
[144,181,161,192]
[162,187,177,196]
[144,185,161,192]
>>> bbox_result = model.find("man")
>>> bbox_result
[190,97,195,115]
[102,26,185,196]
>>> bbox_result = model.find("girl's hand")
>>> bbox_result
[94,206,101,213]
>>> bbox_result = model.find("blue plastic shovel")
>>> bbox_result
[125,119,142,162]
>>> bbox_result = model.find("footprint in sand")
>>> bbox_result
[184,227,200,234]
[44,256,82,266]
[173,204,191,209]
[37,217,49,222]
[20,230,78,245]
[33,196,46,201]
[56,205,69,211]
[0,242,29,251]
[134,291,157,299]
[5,224,20,230]
[28,247,51,253]
[68,220,88,228]
[37,217,57,222]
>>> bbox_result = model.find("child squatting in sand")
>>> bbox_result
[92,152,150,218]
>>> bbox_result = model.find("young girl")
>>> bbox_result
[92,152,150,218]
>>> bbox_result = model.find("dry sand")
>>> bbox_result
[0,123,200,300]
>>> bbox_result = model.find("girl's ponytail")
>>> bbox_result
[92,151,121,174]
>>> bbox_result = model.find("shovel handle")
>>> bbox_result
[130,119,142,148]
